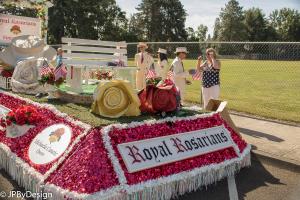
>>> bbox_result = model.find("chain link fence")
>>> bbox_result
[128,42,300,122]
[1,41,299,122]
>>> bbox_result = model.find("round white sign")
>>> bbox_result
[28,124,72,165]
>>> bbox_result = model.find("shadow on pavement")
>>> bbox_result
[175,153,283,200]
[239,127,284,143]
[236,153,283,200]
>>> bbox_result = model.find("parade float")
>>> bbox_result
[0,7,251,198]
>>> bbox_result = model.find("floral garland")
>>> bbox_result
[0,90,91,193]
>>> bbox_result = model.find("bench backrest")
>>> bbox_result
[61,37,127,67]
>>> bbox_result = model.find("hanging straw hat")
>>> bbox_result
[157,48,167,54]
[137,42,148,49]
[0,35,56,67]
[174,47,188,54]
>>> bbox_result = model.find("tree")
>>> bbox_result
[125,15,143,42]
[212,18,221,41]
[0,4,37,18]
[269,8,300,41]
[244,8,268,41]
[47,0,128,44]
[207,34,211,41]
[134,0,187,41]
[186,27,197,41]
[217,0,246,41]
[195,24,208,41]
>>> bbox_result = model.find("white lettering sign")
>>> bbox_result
[0,14,41,43]
[28,124,72,165]
[118,125,239,173]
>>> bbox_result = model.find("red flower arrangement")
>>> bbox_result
[94,70,113,80]
[139,79,181,114]
[39,68,55,85]
[0,105,42,127]
[0,69,13,78]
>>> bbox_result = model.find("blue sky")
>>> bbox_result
[116,0,300,35]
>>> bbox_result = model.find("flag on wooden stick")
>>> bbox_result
[192,70,202,80]
[40,60,52,76]
[146,69,157,79]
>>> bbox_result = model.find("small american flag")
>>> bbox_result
[40,60,52,76]
[192,70,202,80]
[146,69,156,79]
[54,64,67,81]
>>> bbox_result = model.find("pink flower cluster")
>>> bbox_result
[46,129,119,194]
[109,114,247,185]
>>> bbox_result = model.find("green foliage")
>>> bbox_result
[133,0,187,41]
[213,1,300,42]
[217,0,246,41]
[196,24,208,42]
[1,0,299,43]
[186,27,197,41]
[212,18,221,41]
[0,4,37,17]
[48,0,128,44]
[186,24,208,42]
[244,8,268,41]
[269,8,300,41]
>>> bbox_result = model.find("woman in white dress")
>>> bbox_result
[156,48,169,80]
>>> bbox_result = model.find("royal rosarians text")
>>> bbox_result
[117,125,238,173]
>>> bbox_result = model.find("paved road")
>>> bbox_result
[231,114,300,165]
[177,154,300,200]
[0,153,299,200]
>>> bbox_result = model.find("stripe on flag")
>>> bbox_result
[54,64,67,81]
[192,70,202,80]
[146,69,156,79]
[40,60,52,76]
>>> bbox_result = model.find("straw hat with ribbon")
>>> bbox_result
[174,47,188,54]
[137,42,148,49]
[0,35,56,67]
[157,48,167,54]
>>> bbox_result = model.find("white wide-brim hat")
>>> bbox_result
[137,42,148,49]
[157,48,167,54]
[174,47,188,54]
[0,35,56,67]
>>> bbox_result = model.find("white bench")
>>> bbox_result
[62,37,134,93]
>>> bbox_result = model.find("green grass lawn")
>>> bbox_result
[129,59,300,123]
[18,59,300,124]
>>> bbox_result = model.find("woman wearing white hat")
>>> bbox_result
[171,47,190,102]
[135,42,154,90]
[156,48,169,80]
